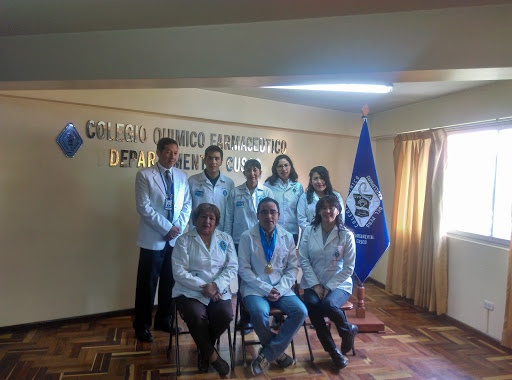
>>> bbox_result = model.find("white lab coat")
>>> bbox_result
[238,224,299,298]
[172,228,238,305]
[188,171,234,232]
[297,191,345,231]
[299,225,355,294]
[264,179,304,235]
[225,182,273,244]
[135,164,192,249]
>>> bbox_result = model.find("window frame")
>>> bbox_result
[445,119,512,245]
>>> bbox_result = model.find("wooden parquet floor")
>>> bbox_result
[1,282,512,379]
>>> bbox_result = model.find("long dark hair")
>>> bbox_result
[306,166,335,204]
[311,195,347,238]
[265,155,298,185]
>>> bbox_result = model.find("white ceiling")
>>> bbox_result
[207,81,497,114]
[1,0,511,114]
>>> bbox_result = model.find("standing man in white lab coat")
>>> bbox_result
[133,138,192,343]
[188,145,234,232]
[238,197,307,375]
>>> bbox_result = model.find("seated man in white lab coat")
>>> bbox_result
[238,197,307,376]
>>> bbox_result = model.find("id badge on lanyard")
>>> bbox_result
[164,197,173,210]
[159,169,174,211]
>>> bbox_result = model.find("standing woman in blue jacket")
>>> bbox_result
[264,155,304,245]
[299,195,357,370]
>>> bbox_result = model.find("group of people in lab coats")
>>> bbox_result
[133,138,358,376]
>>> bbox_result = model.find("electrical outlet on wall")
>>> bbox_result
[483,300,494,311]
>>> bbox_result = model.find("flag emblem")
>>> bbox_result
[346,177,382,227]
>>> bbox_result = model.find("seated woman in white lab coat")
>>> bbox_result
[297,166,345,232]
[299,195,357,370]
[172,203,238,376]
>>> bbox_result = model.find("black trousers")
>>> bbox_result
[175,296,233,360]
[303,288,351,353]
[133,243,174,331]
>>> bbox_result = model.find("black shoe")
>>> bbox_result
[275,352,294,368]
[211,355,230,376]
[341,324,358,355]
[135,328,153,343]
[329,348,348,369]
[198,352,209,373]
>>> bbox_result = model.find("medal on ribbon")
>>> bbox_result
[259,226,276,275]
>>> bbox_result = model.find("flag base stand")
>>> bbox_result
[346,280,385,332]
[346,309,385,332]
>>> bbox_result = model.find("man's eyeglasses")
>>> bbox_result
[259,210,278,215]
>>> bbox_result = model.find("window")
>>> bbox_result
[444,125,512,242]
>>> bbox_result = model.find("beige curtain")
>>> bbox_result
[502,228,512,348]
[386,129,448,315]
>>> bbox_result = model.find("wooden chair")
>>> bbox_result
[167,302,234,375]
[232,292,297,368]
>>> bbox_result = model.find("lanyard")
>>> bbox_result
[158,167,174,199]
[259,225,276,263]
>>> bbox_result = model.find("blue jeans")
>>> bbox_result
[244,294,307,362]
[303,288,351,352]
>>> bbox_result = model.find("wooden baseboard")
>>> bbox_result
[0,308,135,334]
[366,277,385,289]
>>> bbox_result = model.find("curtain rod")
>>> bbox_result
[373,116,512,140]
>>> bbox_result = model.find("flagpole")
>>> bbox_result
[354,273,366,318]
[355,104,369,318]
[345,104,386,331]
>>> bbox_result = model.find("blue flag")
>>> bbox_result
[345,118,390,283]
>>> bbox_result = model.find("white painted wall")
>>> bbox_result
[370,81,511,341]
[369,137,395,283]
[0,89,362,137]
[447,236,508,340]
[0,89,360,327]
